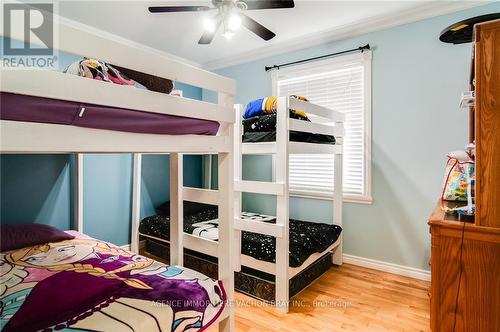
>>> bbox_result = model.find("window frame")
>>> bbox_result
[271,51,373,204]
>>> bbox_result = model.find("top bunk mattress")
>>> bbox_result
[0,92,220,135]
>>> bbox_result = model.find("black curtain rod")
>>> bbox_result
[265,44,370,72]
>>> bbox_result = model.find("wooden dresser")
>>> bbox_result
[428,20,500,332]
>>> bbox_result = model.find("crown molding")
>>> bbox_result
[203,1,487,70]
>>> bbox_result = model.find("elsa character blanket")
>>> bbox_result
[0,232,226,332]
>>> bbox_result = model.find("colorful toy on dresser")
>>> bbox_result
[441,144,475,218]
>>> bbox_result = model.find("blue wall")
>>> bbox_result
[210,3,500,271]
[0,50,205,245]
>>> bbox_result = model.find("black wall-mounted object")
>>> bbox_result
[439,13,500,44]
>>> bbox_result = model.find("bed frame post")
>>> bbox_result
[332,124,344,265]
[233,105,243,272]
[170,153,184,266]
[218,92,235,332]
[275,96,290,313]
[73,153,84,232]
[131,153,142,253]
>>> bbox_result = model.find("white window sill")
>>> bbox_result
[289,191,373,205]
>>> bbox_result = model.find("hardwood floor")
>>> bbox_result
[210,264,430,332]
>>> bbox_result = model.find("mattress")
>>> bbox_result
[242,112,335,144]
[0,231,226,332]
[139,203,342,268]
[0,92,220,135]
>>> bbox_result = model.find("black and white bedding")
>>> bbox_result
[242,113,336,145]
[139,203,342,268]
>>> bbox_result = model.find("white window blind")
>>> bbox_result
[274,52,371,201]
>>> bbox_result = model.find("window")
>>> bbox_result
[272,51,372,203]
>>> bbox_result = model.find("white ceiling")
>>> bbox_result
[57,1,481,68]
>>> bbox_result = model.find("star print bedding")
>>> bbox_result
[139,204,342,267]
[0,231,226,332]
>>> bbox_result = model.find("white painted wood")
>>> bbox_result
[0,121,230,154]
[8,17,235,94]
[1,71,233,124]
[234,180,285,196]
[169,153,184,266]
[289,141,342,155]
[242,142,277,155]
[73,154,84,232]
[183,187,219,205]
[288,118,344,137]
[241,141,342,155]
[217,92,235,332]
[234,218,284,238]
[289,98,345,122]
[130,153,142,254]
[275,96,290,313]
[233,96,344,311]
[184,234,218,257]
[233,105,243,271]
[332,147,344,266]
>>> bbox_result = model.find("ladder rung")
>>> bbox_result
[289,141,342,154]
[234,218,284,238]
[183,187,219,205]
[234,180,285,195]
[242,142,276,154]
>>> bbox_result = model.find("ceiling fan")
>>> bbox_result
[148,0,295,44]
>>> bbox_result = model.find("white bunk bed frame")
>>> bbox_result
[136,97,344,314]
[234,96,344,313]
[0,19,236,332]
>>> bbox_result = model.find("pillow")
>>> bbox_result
[156,201,217,216]
[0,224,75,252]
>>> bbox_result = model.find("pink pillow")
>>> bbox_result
[0,224,75,252]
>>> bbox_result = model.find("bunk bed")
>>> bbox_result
[0,18,235,332]
[234,96,344,312]
[137,96,344,312]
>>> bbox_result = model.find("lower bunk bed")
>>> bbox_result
[0,225,226,332]
[138,201,342,302]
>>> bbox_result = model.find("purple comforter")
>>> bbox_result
[0,92,220,135]
[0,231,226,332]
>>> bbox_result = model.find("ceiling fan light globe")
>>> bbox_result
[227,14,242,31]
[203,17,216,32]
[223,31,234,39]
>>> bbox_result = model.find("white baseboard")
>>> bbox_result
[342,254,431,281]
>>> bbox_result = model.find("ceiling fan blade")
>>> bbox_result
[199,20,222,45]
[148,6,211,13]
[243,0,294,10]
[240,13,276,41]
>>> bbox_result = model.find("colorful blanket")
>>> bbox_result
[243,95,310,119]
[0,232,225,332]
